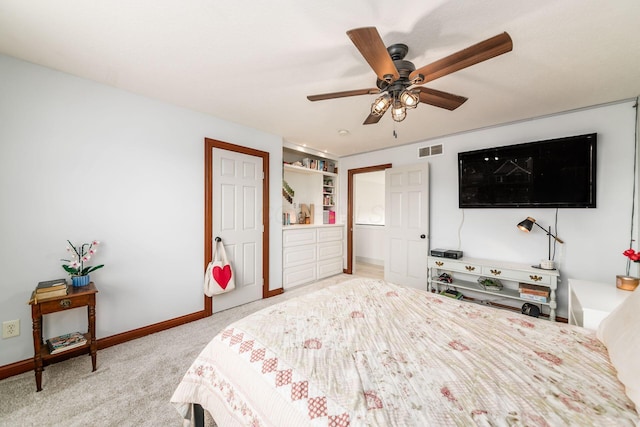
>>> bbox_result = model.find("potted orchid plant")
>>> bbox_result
[619,248,640,291]
[61,240,105,287]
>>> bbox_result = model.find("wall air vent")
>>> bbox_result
[418,144,444,158]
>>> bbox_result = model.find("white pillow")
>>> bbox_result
[597,287,640,411]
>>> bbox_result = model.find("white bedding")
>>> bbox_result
[171,278,639,426]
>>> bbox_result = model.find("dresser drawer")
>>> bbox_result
[317,226,343,242]
[317,240,342,261]
[317,258,343,279]
[283,245,316,267]
[283,228,316,247]
[283,263,317,287]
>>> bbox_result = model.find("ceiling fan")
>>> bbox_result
[307,27,513,125]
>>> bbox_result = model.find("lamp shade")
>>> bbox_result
[391,103,406,122]
[399,89,419,109]
[517,217,535,232]
[371,94,391,116]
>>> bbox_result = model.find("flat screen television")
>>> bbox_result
[458,133,597,208]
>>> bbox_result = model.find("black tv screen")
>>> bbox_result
[458,133,597,208]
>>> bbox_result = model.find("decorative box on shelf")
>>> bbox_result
[427,256,559,321]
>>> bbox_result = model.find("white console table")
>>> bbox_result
[427,256,559,321]
[568,279,631,330]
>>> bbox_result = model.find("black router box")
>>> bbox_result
[430,248,447,257]
[430,249,464,259]
[444,250,463,259]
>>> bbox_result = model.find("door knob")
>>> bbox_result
[420,234,426,239]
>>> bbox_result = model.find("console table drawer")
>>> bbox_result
[481,266,552,286]
[428,258,481,274]
[38,294,94,314]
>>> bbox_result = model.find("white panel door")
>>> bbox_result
[384,162,429,289]
[211,148,263,312]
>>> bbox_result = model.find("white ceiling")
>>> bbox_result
[1,0,639,157]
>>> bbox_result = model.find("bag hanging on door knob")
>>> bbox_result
[204,238,236,296]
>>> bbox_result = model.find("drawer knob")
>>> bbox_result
[59,299,72,308]
[529,275,543,282]
[465,265,476,271]
[490,269,501,276]
[435,261,444,266]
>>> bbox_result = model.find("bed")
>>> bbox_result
[171,277,640,426]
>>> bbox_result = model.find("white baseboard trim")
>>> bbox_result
[355,256,384,266]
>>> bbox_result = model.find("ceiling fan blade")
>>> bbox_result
[363,110,386,125]
[409,32,512,85]
[417,87,468,110]
[307,88,378,102]
[347,27,400,83]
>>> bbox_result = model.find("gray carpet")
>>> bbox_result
[0,274,355,426]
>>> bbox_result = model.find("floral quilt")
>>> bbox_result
[171,278,639,426]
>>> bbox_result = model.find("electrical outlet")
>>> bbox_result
[2,319,20,338]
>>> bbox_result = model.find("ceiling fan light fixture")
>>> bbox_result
[391,103,407,122]
[371,93,391,116]
[399,89,419,109]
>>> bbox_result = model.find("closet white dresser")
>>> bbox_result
[282,224,344,288]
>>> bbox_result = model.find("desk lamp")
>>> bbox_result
[517,217,564,269]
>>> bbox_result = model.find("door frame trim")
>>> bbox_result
[204,138,279,316]
[345,163,393,274]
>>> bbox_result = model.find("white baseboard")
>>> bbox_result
[355,256,384,266]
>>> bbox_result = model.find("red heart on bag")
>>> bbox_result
[212,265,232,290]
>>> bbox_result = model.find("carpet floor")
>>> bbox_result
[0,274,356,426]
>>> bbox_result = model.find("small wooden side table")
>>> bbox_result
[30,282,98,391]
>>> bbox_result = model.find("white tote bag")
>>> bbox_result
[204,240,235,296]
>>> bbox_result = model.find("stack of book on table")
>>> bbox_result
[46,331,87,354]
[519,283,550,303]
[28,278,68,304]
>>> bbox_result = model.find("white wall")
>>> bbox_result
[0,54,284,366]
[354,171,385,264]
[354,225,384,265]
[354,171,385,225]
[339,100,639,318]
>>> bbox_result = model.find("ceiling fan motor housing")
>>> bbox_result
[377,58,416,96]
[387,43,409,60]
